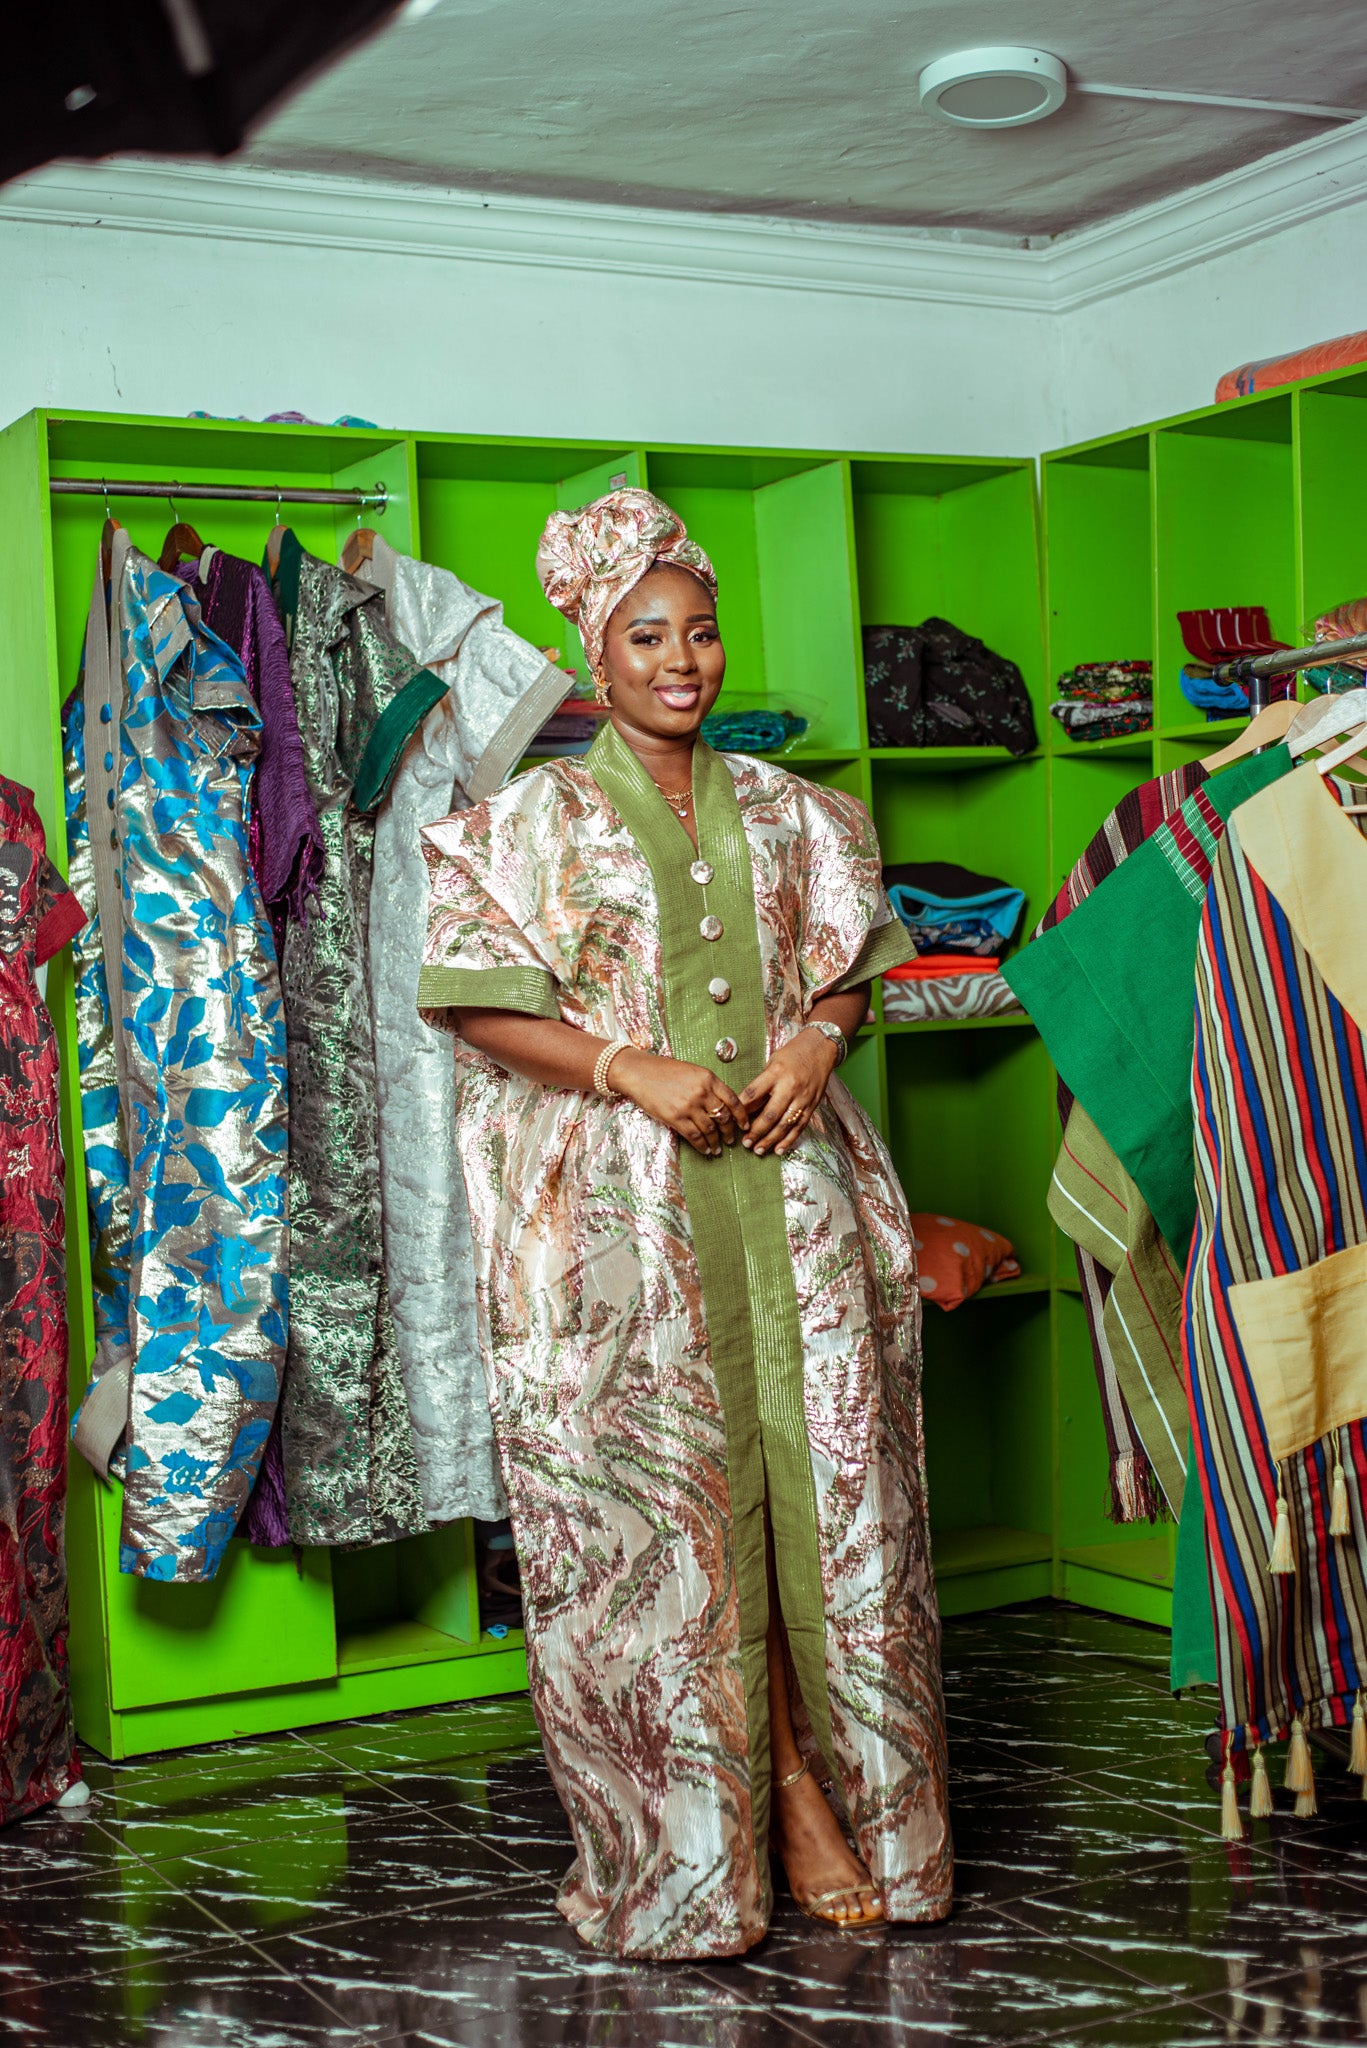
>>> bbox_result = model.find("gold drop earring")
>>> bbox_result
[594,669,612,708]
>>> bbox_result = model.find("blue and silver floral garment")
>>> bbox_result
[64,529,289,1583]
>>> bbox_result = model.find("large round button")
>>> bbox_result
[708,977,731,1005]
[690,859,714,886]
[715,1037,738,1063]
[700,915,723,941]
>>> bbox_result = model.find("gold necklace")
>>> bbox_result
[659,787,693,818]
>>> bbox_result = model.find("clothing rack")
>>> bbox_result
[1210,630,1367,714]
[50,478,389,510]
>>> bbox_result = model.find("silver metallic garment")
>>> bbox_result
[366,537,551,1524]
[275,533,437,1548]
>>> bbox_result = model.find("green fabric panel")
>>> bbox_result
[266,528,303,655]
[587,723,837,1843]
[1171,1433,1218,1692]
[353,668,449,813]
[415,963,559,1019]
[831,915,917,992]
[1002,748,1294,1257]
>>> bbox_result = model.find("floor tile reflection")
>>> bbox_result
[8,1601,1367,2047]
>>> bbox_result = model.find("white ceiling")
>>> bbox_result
[241,0,1367,239]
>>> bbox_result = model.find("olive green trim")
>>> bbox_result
[587,722,837,1859]
[354,668,449,813]
[827,915,916,994]
[416,963,559,1024]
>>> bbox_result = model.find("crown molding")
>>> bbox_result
[0,157,1046,309]
[4,117,1367,315]
[1046,115,1367,310]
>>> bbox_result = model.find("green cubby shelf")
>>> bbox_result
[30,377,1347,1752]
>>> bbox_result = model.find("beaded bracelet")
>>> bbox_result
[593,1037,634,1096]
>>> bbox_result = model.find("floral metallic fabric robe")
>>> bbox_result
[64,534,289,1582]
[271,532,442,1547]
[0,778,85,1822]
[419,723,952,1959]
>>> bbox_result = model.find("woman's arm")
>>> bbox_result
[737,982,871,1157]
[454,1008,750,1158]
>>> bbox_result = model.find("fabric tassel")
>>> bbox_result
[1295,1757,1318,1819]
[1331,1438,1351,1539]
[1351,1692,1367,1775]
[1220,1735,1244,1841]
[1249,1737,1274,1818]
[1286,1713,1313,1794]
[1269,1473,1295,1574]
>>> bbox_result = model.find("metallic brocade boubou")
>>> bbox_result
[418,727,952,1960]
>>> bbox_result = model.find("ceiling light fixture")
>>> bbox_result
[918,46,1367,130]
[917,48,1067,129]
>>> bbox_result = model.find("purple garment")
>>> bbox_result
[175,552,324,932]
[173,550,319,1549]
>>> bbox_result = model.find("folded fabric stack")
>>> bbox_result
[527,694,610,756]
[1176,607,1294,721]
[527,700,811,758]
[863,619,1038,755]
[881,861,1025,1022]
[700,707,808,753]
[1050,660,1153,742]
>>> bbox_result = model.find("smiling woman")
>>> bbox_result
[415,487,951,1959]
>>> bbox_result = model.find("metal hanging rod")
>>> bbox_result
[50,477,389,511]
[1209,631,1367,686]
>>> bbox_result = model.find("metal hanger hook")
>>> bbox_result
[101,478,112,521]
[275,487,284,528]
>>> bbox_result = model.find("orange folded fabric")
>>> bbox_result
[884,955,1000,981]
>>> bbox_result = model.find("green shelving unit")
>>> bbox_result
[1040,355,1367,1627]
[4,407,1063,1754]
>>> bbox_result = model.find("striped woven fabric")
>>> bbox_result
[1049,1103,1188,1518]
[1037,759,1206,1522]
[1188,765,1367,1746]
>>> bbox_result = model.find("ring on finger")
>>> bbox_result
[783,1108,803,1126]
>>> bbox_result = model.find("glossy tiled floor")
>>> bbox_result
[6,1603,1367,2047]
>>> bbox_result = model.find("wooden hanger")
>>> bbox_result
[158,517,208,572]
[1313,712,1367,793]
[1286,687,1367,757]
[265,523,288,577]
[99,512,121,590]
[341,527,377,577]
[1200,697,1300,770]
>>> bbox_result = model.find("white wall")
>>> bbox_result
[1052,190,1367,449]
[0,209,1057,458]
[6,158,1367,466]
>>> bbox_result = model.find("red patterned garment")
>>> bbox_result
[0,776,86,1825]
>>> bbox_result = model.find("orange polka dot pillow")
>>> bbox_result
[909,1213,1021,1311]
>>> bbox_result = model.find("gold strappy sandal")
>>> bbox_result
[772,1760,887,1929]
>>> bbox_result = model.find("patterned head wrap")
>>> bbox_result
[536,487,717,680]
[1314,597,1367,671]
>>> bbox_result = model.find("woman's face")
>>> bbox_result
[600,564,725,742]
